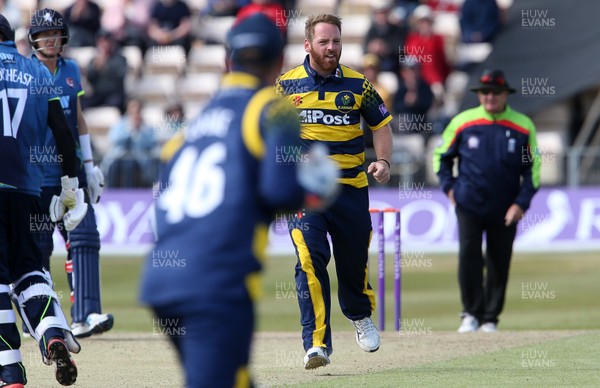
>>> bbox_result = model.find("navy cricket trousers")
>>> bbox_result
[289,185,376,353]
[153,297,254,388]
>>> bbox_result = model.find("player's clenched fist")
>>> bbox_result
[50,176,88,231]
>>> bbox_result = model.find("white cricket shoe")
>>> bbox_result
[457,313,479,333]
[72,313,114,338]
[303,347,330,370]
[478,322,498,333]
[352,317,380,352]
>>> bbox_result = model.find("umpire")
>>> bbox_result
[433,69,540,333]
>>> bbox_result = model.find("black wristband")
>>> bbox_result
[377,158,391,169]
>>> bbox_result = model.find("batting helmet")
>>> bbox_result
[28,8,69,56]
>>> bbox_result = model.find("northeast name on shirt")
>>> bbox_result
[0,68,33,86]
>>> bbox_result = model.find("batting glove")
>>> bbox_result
[86,164,105,204]
[50,176,88,231]
[298,143,340,210]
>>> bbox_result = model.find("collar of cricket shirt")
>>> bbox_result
[303,55,343,84]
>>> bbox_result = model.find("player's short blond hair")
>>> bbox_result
[305,14,342,42]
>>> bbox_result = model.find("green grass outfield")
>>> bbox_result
[48,251,600,386]
[49,251,600,333]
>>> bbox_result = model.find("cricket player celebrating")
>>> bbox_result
[27,8,113,339]
[139,14,339,387]
[276,14,393,369]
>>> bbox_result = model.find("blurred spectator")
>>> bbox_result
[157,101,186,145]
[363,0,407,73]
[361,53,393,149]
[393,59,434,137]
[202,0,250,17]
[103,99,159,187]
[236,0,288,41]
[101,0,153,53]
[424,0,460,13]
[0,0,21,30]
[81,29,127,113]
[404,4,451,101]
[362,53,393,114]
[148,0,193,56]
[460,0,501,43]
[64,0,102,47]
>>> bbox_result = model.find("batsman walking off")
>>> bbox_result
[276,13,393,369]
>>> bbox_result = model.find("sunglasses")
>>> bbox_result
[478,89,503,95]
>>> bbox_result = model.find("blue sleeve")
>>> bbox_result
[257,99,305,210]
[360,77,392,129]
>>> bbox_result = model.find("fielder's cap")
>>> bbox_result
[227,13,284,64]
[0,13,15,42]
[469,69,516,94]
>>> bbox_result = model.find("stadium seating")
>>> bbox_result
[188,44,227,73]
[83,106,122,159]
[65,46,95,76]
[143,45,187,75]
[131,73,179,103]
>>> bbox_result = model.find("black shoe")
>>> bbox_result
[46,338,77,386]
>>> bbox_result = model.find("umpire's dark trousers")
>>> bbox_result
[455,205,517,324]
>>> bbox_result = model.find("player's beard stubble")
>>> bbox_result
[308,44,341,76]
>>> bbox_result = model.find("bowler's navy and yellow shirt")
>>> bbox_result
[276,55,392,188]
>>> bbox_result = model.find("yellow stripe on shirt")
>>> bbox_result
[329,152,365,170]
[245,223,268,302]
[242,87,277,159]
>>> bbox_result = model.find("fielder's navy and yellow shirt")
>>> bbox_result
[276,55,392,188]
[140,72,306,307]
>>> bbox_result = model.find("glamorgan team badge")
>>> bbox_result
[335,91,355,113]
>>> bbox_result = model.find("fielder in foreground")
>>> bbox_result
[139,14,339,387]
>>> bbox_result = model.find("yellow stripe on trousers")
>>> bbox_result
[291,228,327,348]
[365,230,376,311]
